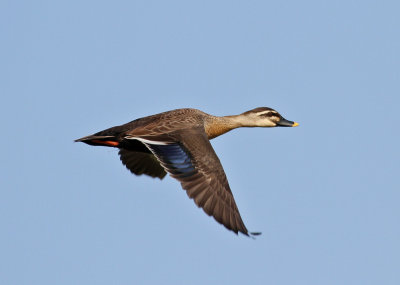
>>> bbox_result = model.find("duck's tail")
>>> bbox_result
[75,135,120,147]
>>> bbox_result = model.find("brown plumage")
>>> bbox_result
[75,108,298,236]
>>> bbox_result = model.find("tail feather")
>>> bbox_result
[75,135,120,147]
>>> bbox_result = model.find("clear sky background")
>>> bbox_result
[1,1,399,284]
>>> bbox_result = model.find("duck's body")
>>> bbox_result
[76,107,298,236]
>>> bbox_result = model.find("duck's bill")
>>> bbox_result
[277,118,299,127]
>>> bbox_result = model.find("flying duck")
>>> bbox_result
[75,107,298,236]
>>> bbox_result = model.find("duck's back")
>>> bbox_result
[93,108,206,139]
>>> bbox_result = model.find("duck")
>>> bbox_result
[75,107,298,236]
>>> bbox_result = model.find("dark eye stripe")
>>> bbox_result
[260,112,277,117]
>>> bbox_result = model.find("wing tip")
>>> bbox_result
[241,231,262,239]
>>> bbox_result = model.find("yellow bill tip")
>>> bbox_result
[292,122,299,127]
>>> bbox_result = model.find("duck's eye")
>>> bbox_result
[259,113,279,121]
[259,112,275,117]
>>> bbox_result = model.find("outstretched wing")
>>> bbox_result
[119,149,167,179]
[127,130,253,236]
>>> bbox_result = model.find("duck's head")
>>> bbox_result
[239,107,299,128]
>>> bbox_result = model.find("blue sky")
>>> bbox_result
[1,0,399,284]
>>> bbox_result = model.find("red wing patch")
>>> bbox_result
[91,140,119,147]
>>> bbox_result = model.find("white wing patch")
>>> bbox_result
[125,137,171,145]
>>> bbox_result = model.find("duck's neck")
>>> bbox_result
[204,115,244,139]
